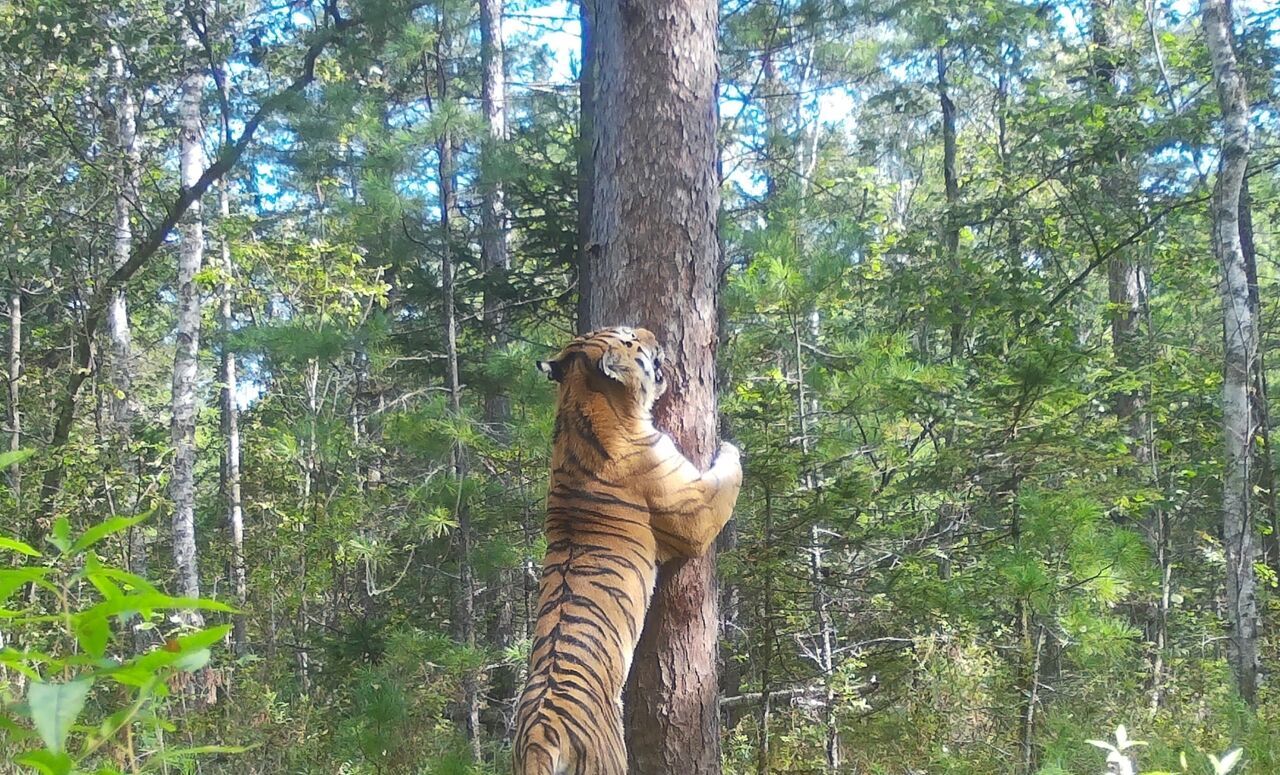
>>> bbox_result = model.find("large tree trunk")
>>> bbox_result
[218,182,247,655]
[585,0,722,767]
[1203,0,1259,707]
[170,52,206,622]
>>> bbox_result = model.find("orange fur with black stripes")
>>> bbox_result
[513,327,743,775]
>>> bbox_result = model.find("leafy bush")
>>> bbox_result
[0,505,242,774]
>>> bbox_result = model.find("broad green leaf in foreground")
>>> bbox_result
[28,678,93,753]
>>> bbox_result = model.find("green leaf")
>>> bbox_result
[27,678,92,753]
[0,536,41,557]
[172,624,232,653]
[83,556,123,602]
[0,448,35,470]
[0,568,55,605]
[174,648,210,672]
[79,593,234,621]
[73,614,110,658]
[107,626,228,687]
[0,710,37,740]
[147,744,255,763]
[48,519,71,554]
[70,512,151,555]
[85,566,160,597]
[13,749,73,775]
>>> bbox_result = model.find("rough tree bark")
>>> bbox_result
[1202,0,1260,707]
[585,0,723,767]
[170,43,206,621]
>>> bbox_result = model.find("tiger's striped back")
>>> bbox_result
[513,327,743,775]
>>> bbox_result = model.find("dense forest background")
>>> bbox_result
[1,0,1279,771]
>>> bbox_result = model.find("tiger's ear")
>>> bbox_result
[538,358,565,382]
[599,350,626,383]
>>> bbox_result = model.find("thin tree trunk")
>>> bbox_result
[1241,177,1280,575]
[6,278,18,499]
[431,26,482,761]
[1089,0,1147,434]
[935,46,963,362]
[575,0,595,333]
[587,0,723,766]
[756,485,775,775]
[794,314,838,772]
[1203,0,1259,707]
[107,42,151,654]
[479,0,518,737]
[218,182,247,655]
[934,46,966,589]
[107,42,139,450]
[1089,0,1167,708]
[479,0,509,333]
[170,50,206,623]
[297,356,318,693]
[1020,624,1045,774]
[107,42,149,602]
[36,10,360,528]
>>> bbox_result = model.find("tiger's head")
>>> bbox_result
[539,326,668,412]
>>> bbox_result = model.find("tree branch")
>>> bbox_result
[38,16,376,518]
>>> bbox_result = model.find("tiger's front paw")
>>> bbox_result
[715,441,743,482]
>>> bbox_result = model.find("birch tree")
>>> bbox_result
[106,40,148,589]
[1202,0,1259,707]
[170,33,207,621]
[218,181,247,655]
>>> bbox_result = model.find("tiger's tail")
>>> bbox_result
[514,723,563,775]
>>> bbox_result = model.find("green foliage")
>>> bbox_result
[0,506,241,773]
[2,0,1278,771]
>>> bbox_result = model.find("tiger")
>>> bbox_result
[512,326,743,775]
